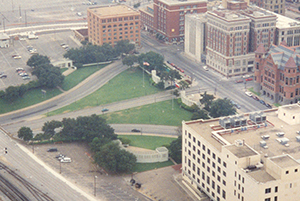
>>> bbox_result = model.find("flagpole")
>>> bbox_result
[143,65,145,87]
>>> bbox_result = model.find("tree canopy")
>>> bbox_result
[18,127,33,141]
[27,54,50,68]
[209,98,236,118]
[122,55,138,68]
[200,92,215,111]
[167,135,182,164]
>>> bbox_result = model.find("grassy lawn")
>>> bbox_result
[61,64,106,91]
[48,68,162,116]
[103,100,192,126]
[133,161,174,172]
[248,87,261,96]
[274,103,281,107]
[0,87,62,114]
[118,135,176,150]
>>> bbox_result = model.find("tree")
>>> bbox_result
[200,91,215,111]
[191,109,209,120]
[209,98,236,118]
[94,141,136,173]
[42,120,62,139]
[115,40,135,55]
[167,135,182,164]
[138,51,164,72]
[27,54,50,68]
[18,127,33,141]
[122,55,138,68]
[32,63,64,88]
[4,86,21,102]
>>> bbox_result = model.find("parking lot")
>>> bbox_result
[0,30,81,91]
[31,142,148,201]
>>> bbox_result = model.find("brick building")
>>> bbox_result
[140,0,207,43]
[251,0,285,15]
[87,5,141,47]
[254,42,300,104]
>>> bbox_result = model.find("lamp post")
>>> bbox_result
[94,176,98,197]
[59,161,61,174]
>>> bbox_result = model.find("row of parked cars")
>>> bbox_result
[16,68,30,80]
[245,91,272,108]
[47,148,72,163]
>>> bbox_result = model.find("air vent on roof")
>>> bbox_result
[249,112,266,124]
[219,118,231,129]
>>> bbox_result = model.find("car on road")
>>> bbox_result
[245,91,252,97]
[245,78,253,81]
[259,100,265,105]
[101,108,109,112]
[131,129,141,132]
[235,79,243,84]
[265,103,272,108]
[47,148,58,152]
[252,96,259,101]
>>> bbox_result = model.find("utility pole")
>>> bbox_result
[1,14,9,33]
[25,10,27,27]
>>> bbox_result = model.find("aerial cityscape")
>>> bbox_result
[0,0,300,200]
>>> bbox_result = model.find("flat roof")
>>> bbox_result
[247,169,276,182]
[225,144,258,158]
[185,107,300,162]
[272,12,300,29]
[88,5,140,17]
[158,0,206,6]
[280,104,300,112]
[270,155,300,168]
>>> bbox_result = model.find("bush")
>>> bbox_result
[119,137,131,145]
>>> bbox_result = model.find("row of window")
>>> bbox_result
[94,16,139,23]
[102,35,139,41]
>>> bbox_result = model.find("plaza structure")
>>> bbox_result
[87,4,141,47]
[140,0,207,43]
[182,103,300,201]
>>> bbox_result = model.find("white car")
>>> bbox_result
[60,157,72,163]
[13,55,22,59]
[245,91,253,97]
[203,66,208,71]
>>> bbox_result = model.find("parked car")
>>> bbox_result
[245,92,252,97]
[101,108,109,112]
[245,78,253,81]
[60,157,72,163]
[0,74,7,78]
[13,55,22,59]
[234,103,241,109]
[259,100,265,105]
[23,76,30,80]
[16,67,24,72]
[131,129,141,132]
[203,66,208,71]
[47,148,58,152]
[252,96,259,101]
[235,80,243,84]
[266,103,272,108]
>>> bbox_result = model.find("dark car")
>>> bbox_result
[0,74,7,79]
[131,129,141,132]
[259,100,265,105]
[266,103,272,108]
[252,96,259,101]
[101,108,109,112]
[47,148,58,152]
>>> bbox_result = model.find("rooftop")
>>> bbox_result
[158,0,206,6]
[270,155,300,169]
[225,144,258,158]
[88,5,140,17]
[272,12,300,29]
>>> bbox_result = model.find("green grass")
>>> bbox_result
[60,68,68,73]
[103,100,192,126]
[0,88,61,114]
[118,135,176,150]
[248,87,261,96]
[61,64,106,91]
[274,103,281,107]
[133,161,174,172]
[48,68,162,116]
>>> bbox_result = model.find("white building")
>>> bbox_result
[184,13,207,63]
[0,33,9,48]
[182,103,300,201]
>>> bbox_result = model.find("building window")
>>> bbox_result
[265,198,270,201]
[222,190,226,199]
[286,170,289,174]
[265,188,271,194]
[275,186,278,193]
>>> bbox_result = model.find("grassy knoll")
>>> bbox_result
[133,161,174,172]
[61,64,106,91]
[48,68,161,116]
[103,100,192,126]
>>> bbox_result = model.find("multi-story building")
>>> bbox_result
[251,0,285,15]
[140,0,207,43]
[140,5,155,33]
[254,42,300,104]
[182,103,300,201]
[273,13,300,47]
[184,13,207,63]
[87,5,141,47]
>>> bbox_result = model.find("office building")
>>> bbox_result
[182,103,300,201]
[87,5,141,47]
[251,0,285,15]
[140,0,207,43]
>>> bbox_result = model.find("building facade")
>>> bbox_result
[251,0,285,15]
[140,0,207,43]
[254,42,300,104]
[182,103,300,201]
[87,5,141,47]
[184,13,207,63]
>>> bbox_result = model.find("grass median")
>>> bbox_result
[103,99,192,126]
[48,68,162,116]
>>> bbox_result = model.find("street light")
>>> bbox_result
[94,176,98,197]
